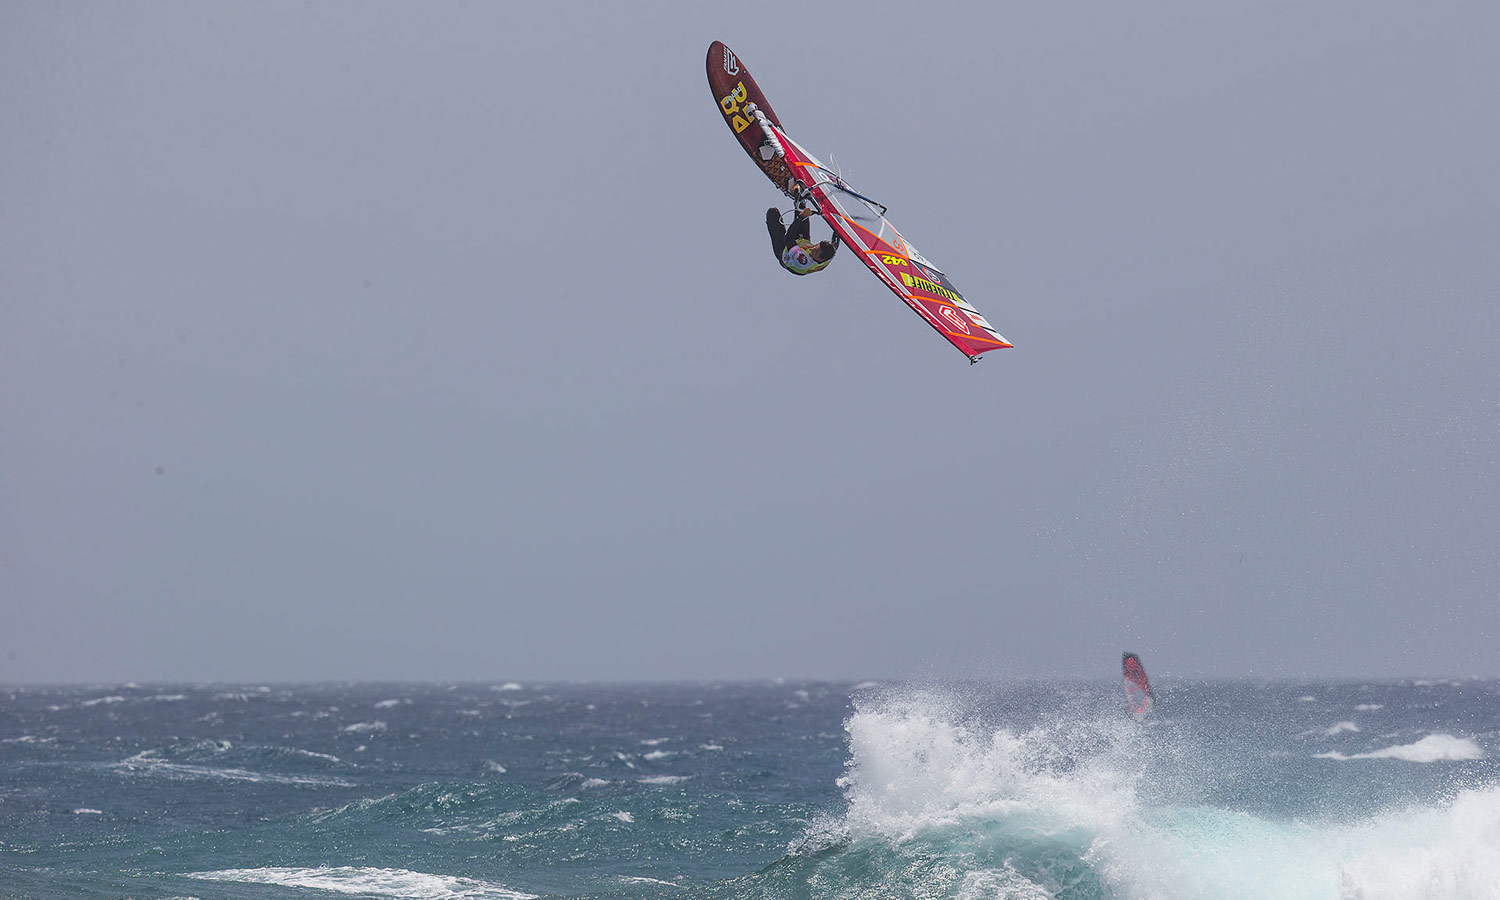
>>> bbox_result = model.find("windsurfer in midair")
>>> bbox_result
[766,186,838,276]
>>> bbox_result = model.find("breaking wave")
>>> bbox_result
[726,687,1500,900]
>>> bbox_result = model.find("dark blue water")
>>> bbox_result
[2,680,1497,899]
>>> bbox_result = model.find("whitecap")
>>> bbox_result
[80,695,126,707]
[373,699,403,709]
[186,866,536,899]
[72,808,103,815]
[612,810,634,823]
[1325,721,1361,736]
[492,683,524,692]
[1354,703,1384,711]
[618,875,677,886]
[580,778,611,789]
[341,721,387,733]
[485,760,507,773]
[699,743,724,751]
[1315,734,1484,762]
[642,750,675,761]
[109,755,355,787]
[638,775,689,785]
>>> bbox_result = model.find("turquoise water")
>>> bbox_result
[2,680,1498,899]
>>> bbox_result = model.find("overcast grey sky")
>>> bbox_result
[3,1,1496,683]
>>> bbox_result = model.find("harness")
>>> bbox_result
[780,239,831,276]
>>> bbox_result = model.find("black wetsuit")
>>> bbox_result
[766,208,811,256]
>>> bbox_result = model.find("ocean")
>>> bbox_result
[2,679,1497,899]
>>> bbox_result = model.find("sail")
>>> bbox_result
[1122,652,1153,718]
[773,126,1011,362]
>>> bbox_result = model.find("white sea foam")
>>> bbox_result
[638,775,689,785]
[639,737,670,746]
[642,750,674,760]
[612,810,634,823]
[111,752,355,787]
[1355,703,1384,711]
[342,721,387,733]
[374,699,404,709]
[700,743,724,751]
[186,866,536,899]
[485,760,507,773]
[72,808,103,815]
[492,683,524,692]
[841,690,1130,841]
[1325,721,1361,736]
[80,695,126,707]
[836,688,1500,900]
[952,866,1055,900]
[580,778,611,789]
[1315,734,1484,762]
[289,748,343,763]
[1334,787,1500,899]
[618,875,677,886]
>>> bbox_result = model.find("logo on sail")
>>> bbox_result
[938,306,971,334]
[723,49,740,75]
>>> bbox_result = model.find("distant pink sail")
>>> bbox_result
[1123,652,1153,717]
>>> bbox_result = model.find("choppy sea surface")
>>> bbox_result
[2,679,1498,899]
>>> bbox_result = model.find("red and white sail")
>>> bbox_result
[773,125,1011,362]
